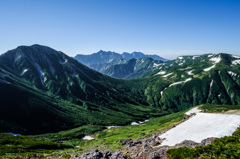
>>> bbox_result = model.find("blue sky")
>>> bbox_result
[0,0,240,59]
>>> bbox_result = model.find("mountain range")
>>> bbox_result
[74,50,167,79]
[1,44,240,135]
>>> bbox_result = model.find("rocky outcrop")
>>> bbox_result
[71,149,130,159]
[120,133,216,159]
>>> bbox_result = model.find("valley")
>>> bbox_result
[0,45,240,158]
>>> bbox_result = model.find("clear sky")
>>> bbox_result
[0,0,240,59]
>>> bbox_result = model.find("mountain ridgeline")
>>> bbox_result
[0,45,240,135]
[102,58,163,79]
[74,50,167,79]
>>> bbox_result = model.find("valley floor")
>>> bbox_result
[1,104,240,159]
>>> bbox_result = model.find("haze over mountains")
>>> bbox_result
[1,44,240,136]
[74,50,167,79]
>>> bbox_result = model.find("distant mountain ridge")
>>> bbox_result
[74,50,167,79]
[74,50,167,66]
[103,57,163,79]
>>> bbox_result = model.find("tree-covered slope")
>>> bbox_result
[145,53,240,111]
[0,45,162,135]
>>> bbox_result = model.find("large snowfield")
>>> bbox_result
[159,107,240,146]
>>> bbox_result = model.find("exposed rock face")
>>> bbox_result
[71,149,130,159]
[120,133,216,159]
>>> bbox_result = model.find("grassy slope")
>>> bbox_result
[0,110,185,158]
[0,133,73,158]
[199,104,240,113]
[35,111,185,154]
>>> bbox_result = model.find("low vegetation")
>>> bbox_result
[0,133,73,158]
[199,104,240,113]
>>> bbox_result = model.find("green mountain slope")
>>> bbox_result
[0,45,162,134]
[145,53,240,110]
[0,45,240,135]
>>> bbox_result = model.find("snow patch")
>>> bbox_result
[160,91,163,96]
[228,71,237,77]
[21,69,28,75]
[131,119,150,125]
[232,55,240,59]
[82,135,94,140]
[178,57,183,59]
[210,56,221,63]
[153,63,161,67]
[161,78,192,96]
[187,70,194,75]
[208,54,213,58]
[131,122,139,125]
[210,80,213,87]
[159,113,240,146]
[169,78,192,87]
[193,56,200,60]
[156,71,166,75]
[204,65,216,71]
[107,126,121,129]
[163,73,173,77]
[232,60,240,65]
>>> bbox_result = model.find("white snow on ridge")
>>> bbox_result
[210,80,213,87]
[232,60,240,65]
[153,63,161,67]
[82,135,94,140]
[161,78,192,97]
[107,126,121,129]
[162,73,173,77]
[169,78,192,87]
[159,113,240,146]
[22,69,28,75]
[193,56,200,59]
[204,64,216,71]
[156,71,166,75]
[228,71,237,77]
[187,70,194,75]
[178,57,183,59]
[232,55,240,59]
[210,56,221,63]
[208,54,213,58]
